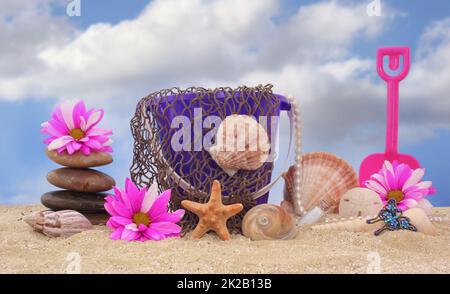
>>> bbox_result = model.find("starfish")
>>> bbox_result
[181,180,244,240]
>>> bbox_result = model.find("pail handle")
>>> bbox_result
[250,96,305,216]
[249,96,295,199]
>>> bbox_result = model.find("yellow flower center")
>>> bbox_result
[69,128,86,140]
[133,212,150,227]
[387,190,404,203]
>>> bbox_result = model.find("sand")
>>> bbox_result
[1,205,449,274]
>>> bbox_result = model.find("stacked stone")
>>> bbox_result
[42,149,115,225]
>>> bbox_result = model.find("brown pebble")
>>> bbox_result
[81,212,110,225]
[46,148,113,168]
[47,168,115,192]
[41,190,107,212]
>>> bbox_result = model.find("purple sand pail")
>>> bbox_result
[143,86,292,206]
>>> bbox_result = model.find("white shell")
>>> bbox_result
[24,210,93,238]
[338,188,383,218]
[242,204,297,241]
[283,152,359,213]
[415,198,433,216]
[209,115,270,176]
[404,208,438,236]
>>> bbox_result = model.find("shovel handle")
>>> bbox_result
[377,47,410,158]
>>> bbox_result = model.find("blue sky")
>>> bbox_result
[0,0,449,206]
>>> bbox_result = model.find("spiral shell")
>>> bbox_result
[242,204,297,240]
[209,114,270,176]
[283,152,358,213]
[24,210,93,238]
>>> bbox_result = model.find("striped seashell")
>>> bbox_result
[24,210,93,238]
[283,152,359,213]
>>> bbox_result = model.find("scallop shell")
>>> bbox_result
[403,208,438,236]
[282,152,359,213]
[24,210,93,237]
[338,188,383,218]
[242,204,298,240]
[209,114,270,176]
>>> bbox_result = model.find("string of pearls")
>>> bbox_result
[287,95,306,217]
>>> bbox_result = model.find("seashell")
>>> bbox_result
[24,210,93,238]
[209,114,270,176]
[312,217,382,233]
[283,152,358,213]
[415,198,433,216]
[280,200,295,215]
[403,208,438,236]
[242,204,297,241]
[339,188,383,218]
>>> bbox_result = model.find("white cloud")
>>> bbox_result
[0,0,387,100]
[403,17,450,129]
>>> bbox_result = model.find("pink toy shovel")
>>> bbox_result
[359,46,420,186]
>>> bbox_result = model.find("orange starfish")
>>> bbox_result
[181,180,244,240]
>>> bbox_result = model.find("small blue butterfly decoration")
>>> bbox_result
[366,199,417,236]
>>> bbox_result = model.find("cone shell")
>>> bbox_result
[209,114,270,176]
[404,208,438,236]
[24,210,93,238]
[416,198,433,216]
[242,204,298,240]
[282,152,358,213]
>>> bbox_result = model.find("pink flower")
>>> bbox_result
[364,160,436,211]
[41,100,113,155]
[104,178,185,242]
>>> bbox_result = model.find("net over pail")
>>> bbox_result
[130,85,291,232]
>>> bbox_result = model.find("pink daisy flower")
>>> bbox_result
[41,100,113,155]
[104,178,185,242]
[364,160,436,211]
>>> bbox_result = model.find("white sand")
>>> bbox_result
[1,205,449,274]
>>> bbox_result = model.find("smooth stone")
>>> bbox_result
[46,148,113,168]
[81,212,110,225]
[47,168,115,193]
[41,191,107,212]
